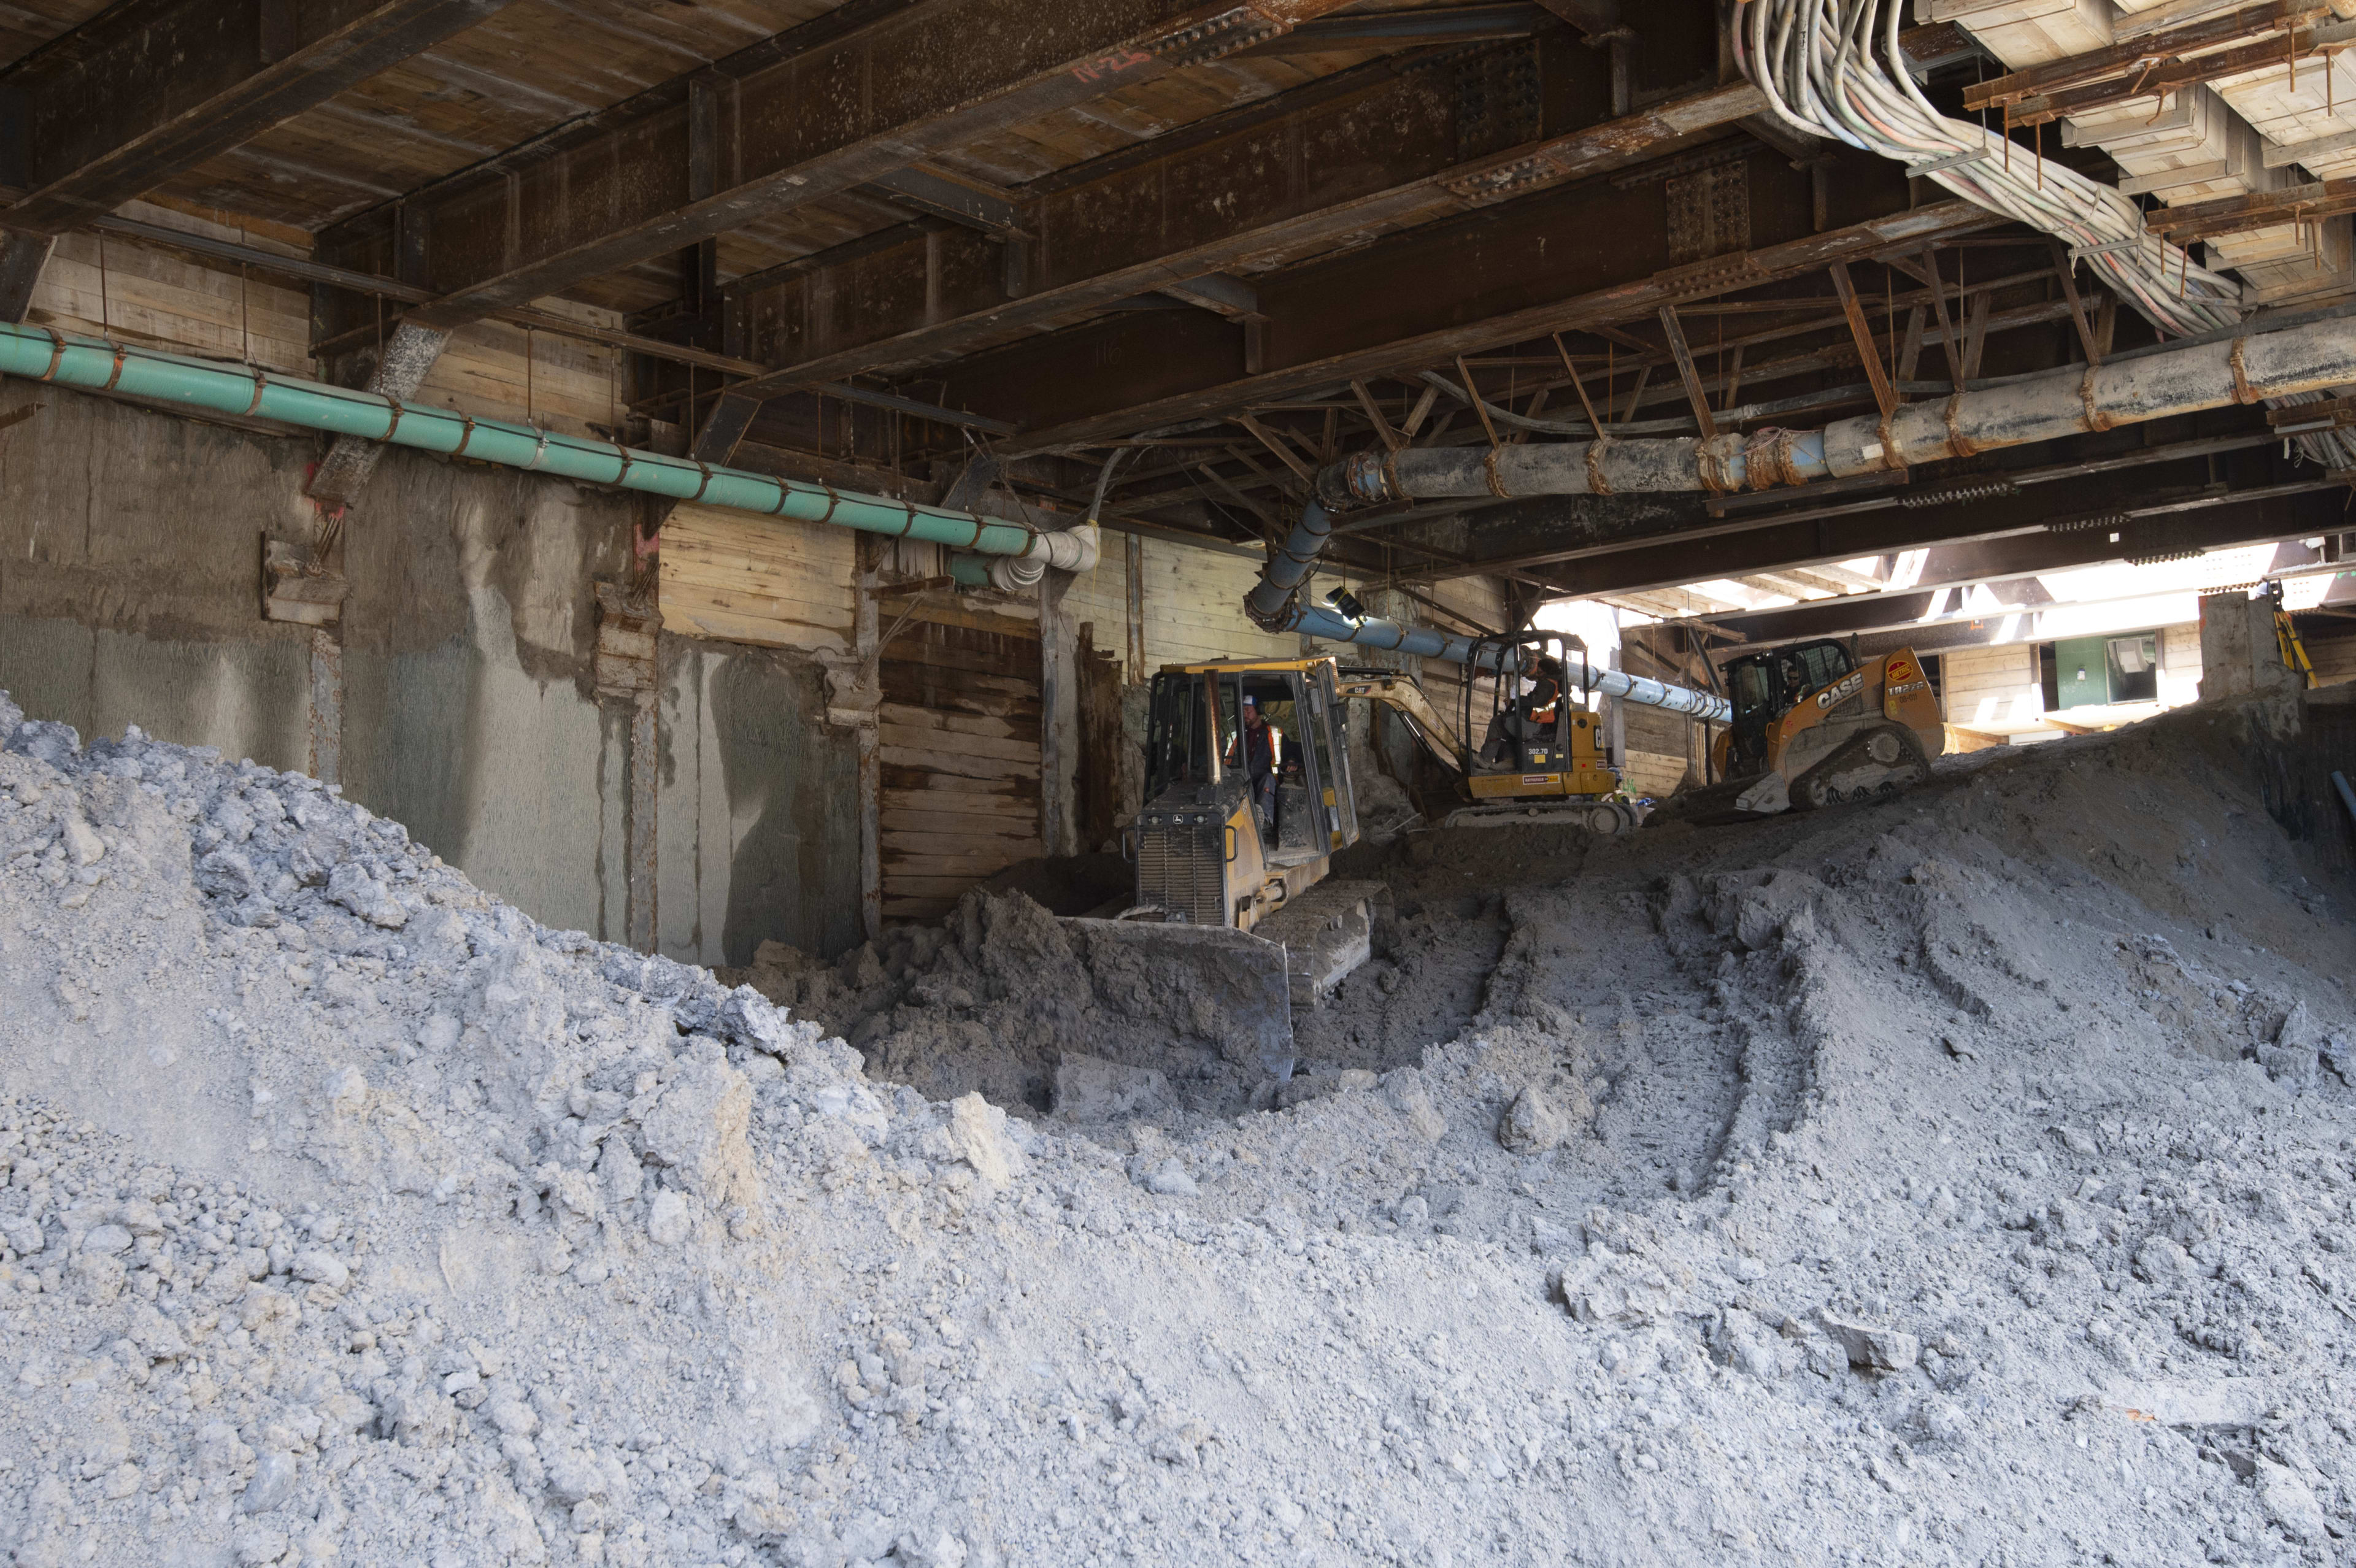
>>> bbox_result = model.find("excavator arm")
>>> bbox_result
[1333,671,1466,773]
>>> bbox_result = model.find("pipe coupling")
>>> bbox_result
[1323,449,1398,509]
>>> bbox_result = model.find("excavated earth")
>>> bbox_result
[0,685,2353,1568]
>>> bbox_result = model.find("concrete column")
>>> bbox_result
[628,690,658,952]
[306,628,342,786]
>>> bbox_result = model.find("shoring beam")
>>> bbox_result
[309,0,1375,336]
[936,151,1993,454]
[1516,472,2347,599]
[724,67,1771,393]
[0,0,517,235]
[1668,528,2343,646]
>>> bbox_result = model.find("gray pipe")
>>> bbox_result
[1338,316,2356,503]
[1293,604,1732,722]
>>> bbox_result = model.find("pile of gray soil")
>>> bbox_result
[2,683,2354,1568]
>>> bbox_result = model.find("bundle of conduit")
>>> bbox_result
[1740,0,2356,469]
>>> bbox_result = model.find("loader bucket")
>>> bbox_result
[1066,918,1298,1080]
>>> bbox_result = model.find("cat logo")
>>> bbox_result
[1814,671,1866,709]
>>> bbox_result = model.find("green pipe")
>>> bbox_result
[0,321,1045,556]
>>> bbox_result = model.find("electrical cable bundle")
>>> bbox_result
[1739,0,2356,467]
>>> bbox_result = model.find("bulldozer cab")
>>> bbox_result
[1722,639,1856,772]
[1143,658,1358,875]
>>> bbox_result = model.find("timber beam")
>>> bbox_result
[930,150,1993,453]
[0,0,517,236]
[310,0,1379,337]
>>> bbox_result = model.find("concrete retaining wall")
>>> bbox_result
[0,380,863,958]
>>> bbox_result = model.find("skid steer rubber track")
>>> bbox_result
[1788,723,1930,811]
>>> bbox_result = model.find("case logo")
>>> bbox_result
[1814,671,1866,708]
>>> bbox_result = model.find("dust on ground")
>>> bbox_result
[1,683,2354,1568]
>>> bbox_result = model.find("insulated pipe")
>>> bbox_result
[0,322,1094,564]
[1291,605,1733,723]
[1333,316,2356,504]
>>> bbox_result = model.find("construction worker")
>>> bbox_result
[1227,694,1282,833]
[1479,654,1566,767]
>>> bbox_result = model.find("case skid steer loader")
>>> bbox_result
[1658,640,1944,823]
[1064,656,1384,1080]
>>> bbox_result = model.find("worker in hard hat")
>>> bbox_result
[1479,654,1566,769]
[1226,693,1282,834]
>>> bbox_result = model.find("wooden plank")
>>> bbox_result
[881,781,1041,809]
[877,702,1039,743]
[880,771,1039,799]
[877,721,1039,764]
[878,599,1041,639]
[882,859,1034,883]
[879,745,1037,781]
[882,898,958,921]
[884,809,1048,839]
[881,831,1044,858]
[660,602,848,653]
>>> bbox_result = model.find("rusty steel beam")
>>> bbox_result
[935,148,1992,454]
[1502,470,2339,600]
[314,0,1371,334]
[727,64,1769,396]
[0,0,517,235]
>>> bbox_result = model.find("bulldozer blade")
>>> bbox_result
[1064,919,1298,1080]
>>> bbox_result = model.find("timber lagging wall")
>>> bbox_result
[879,612,1044,923]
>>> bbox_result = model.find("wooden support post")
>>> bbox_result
[853,535,883,942]
[1125,531,1147,680]
[1961,290,1991,381]
[1351,380,1404,451]
[1657,305,1717,439]
[1897,305,1925,380]
[0,234,55,324]
[1919,244,1965,391]
[2047,239,2103,364]
[1828,260,1900,420]
[1039,568,1079,858]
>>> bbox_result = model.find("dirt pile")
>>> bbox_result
[1,683,2354,1567]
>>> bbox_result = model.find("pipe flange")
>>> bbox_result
[2079,366,2114,432]
[2229,336,2256,404]
[1875,413,1903,473]
[1482,447,1511,499]
[1695,432,1744,494]
[1941,393,1980,459]
[1583,437,1614,496]
[1329,448,1396,508]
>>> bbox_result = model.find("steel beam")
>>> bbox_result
[939,152,1988,454]
[1517,474,2344,599]
[313,0,1371,333]
[728,69,1769,394]
[0,0,517,234]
